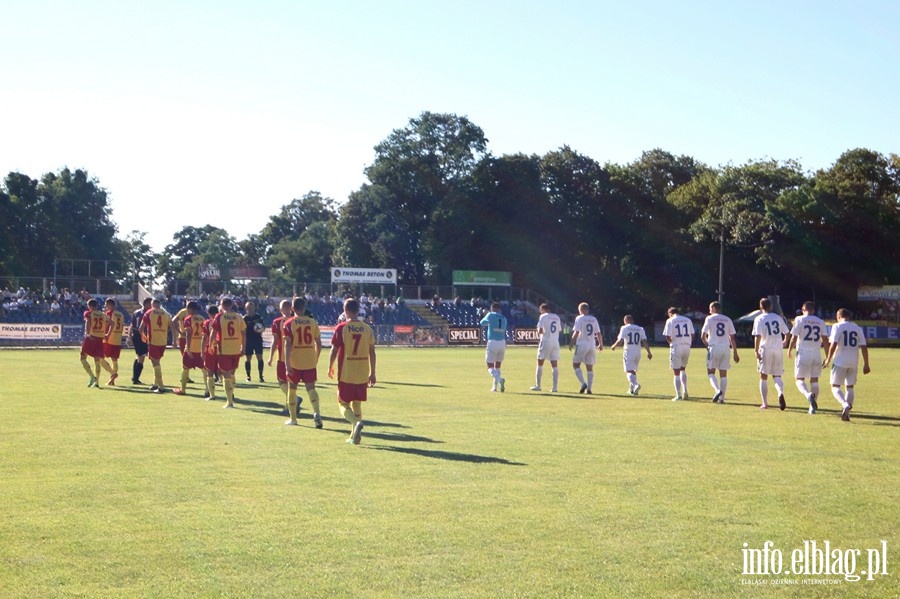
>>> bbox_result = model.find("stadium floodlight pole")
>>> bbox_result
[717,231,724,307]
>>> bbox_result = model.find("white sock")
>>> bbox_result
[708,373,720,392]
[720,377,728,396]
[773,376,784,395]
[575,368,585,385]
[811,381,820,397]
[796,379,810,397]
[673,376,682,396]
[535,365,543,387]
[760,380,769,404]
[551,367,558,389]
[832,386,847,407]
[627,373,638,386]
[846,388,855,407]
[586,371,594,389]
[679,371,688,394]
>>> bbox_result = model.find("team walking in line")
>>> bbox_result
[518,298,869,421]
[82,295,377,445]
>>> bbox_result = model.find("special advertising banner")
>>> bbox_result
[392,326,448,346]
[515,328,540,344]
[320,326,336,347]
[0,323,62,340]
[331,267,397,284]
[448,327,482,345]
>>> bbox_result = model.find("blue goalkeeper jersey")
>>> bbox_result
[480,311,508,342]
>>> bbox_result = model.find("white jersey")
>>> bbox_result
[752,312,788,347]
[701,313,736,347]
[790,314,827,352]
[616,324,646,350]
[537,312,561,344]
[663,315,694,346]
[573,314,600,346]
[829,321,867,368]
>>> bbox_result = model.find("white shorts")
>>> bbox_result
[485,339,506,364]
[830,365,858,387]
[756,346,784,376]
[794,349,823,379]
[706,345,731,371]
[669,344,691,370]
[573,342,596,366]
[622,349,641,372]
[537,340,560,362]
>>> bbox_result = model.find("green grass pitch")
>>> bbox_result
[1,346,897,598]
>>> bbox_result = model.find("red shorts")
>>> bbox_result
[148,344,166,361]
[337,381,368,402]
[276,361,287,383]
[204,352,218,372]
[81,336,104,359]
[179,337,186,354]
[183,352,204,369]
[287,367,317,385]
[217,354,241,373]
[103,342,122,360]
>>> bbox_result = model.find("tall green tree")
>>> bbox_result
[362,112,489,282]
[157,225,228,283]
[802,149,900,298]
[333,184,416,275]
[669,159,807,309]
[607,150,704,317]
[117,230,157,285]
[1,169,120,277]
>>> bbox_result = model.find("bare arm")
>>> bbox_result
[327,345,338,379]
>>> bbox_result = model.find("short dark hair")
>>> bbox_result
[759,298,772,311]
[293,297,307,313]
[207,305,219,316]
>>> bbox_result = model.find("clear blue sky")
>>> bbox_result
[2,0,898,251]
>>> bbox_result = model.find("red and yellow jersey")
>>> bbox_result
[105,309,126,345]
[332,319,374,384]
[173,308,189,338]
[184,313,205,354]
[283,315,320,370]
[142,308,172,347]
[84,309,111,339]
[271,316,286,363]
[213,311,245,356]
[202,319,216,355]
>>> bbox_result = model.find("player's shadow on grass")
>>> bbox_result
[360,431,443,444]
[379,380,444,388]
[368,445,526,466]
[233,398,289,415]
